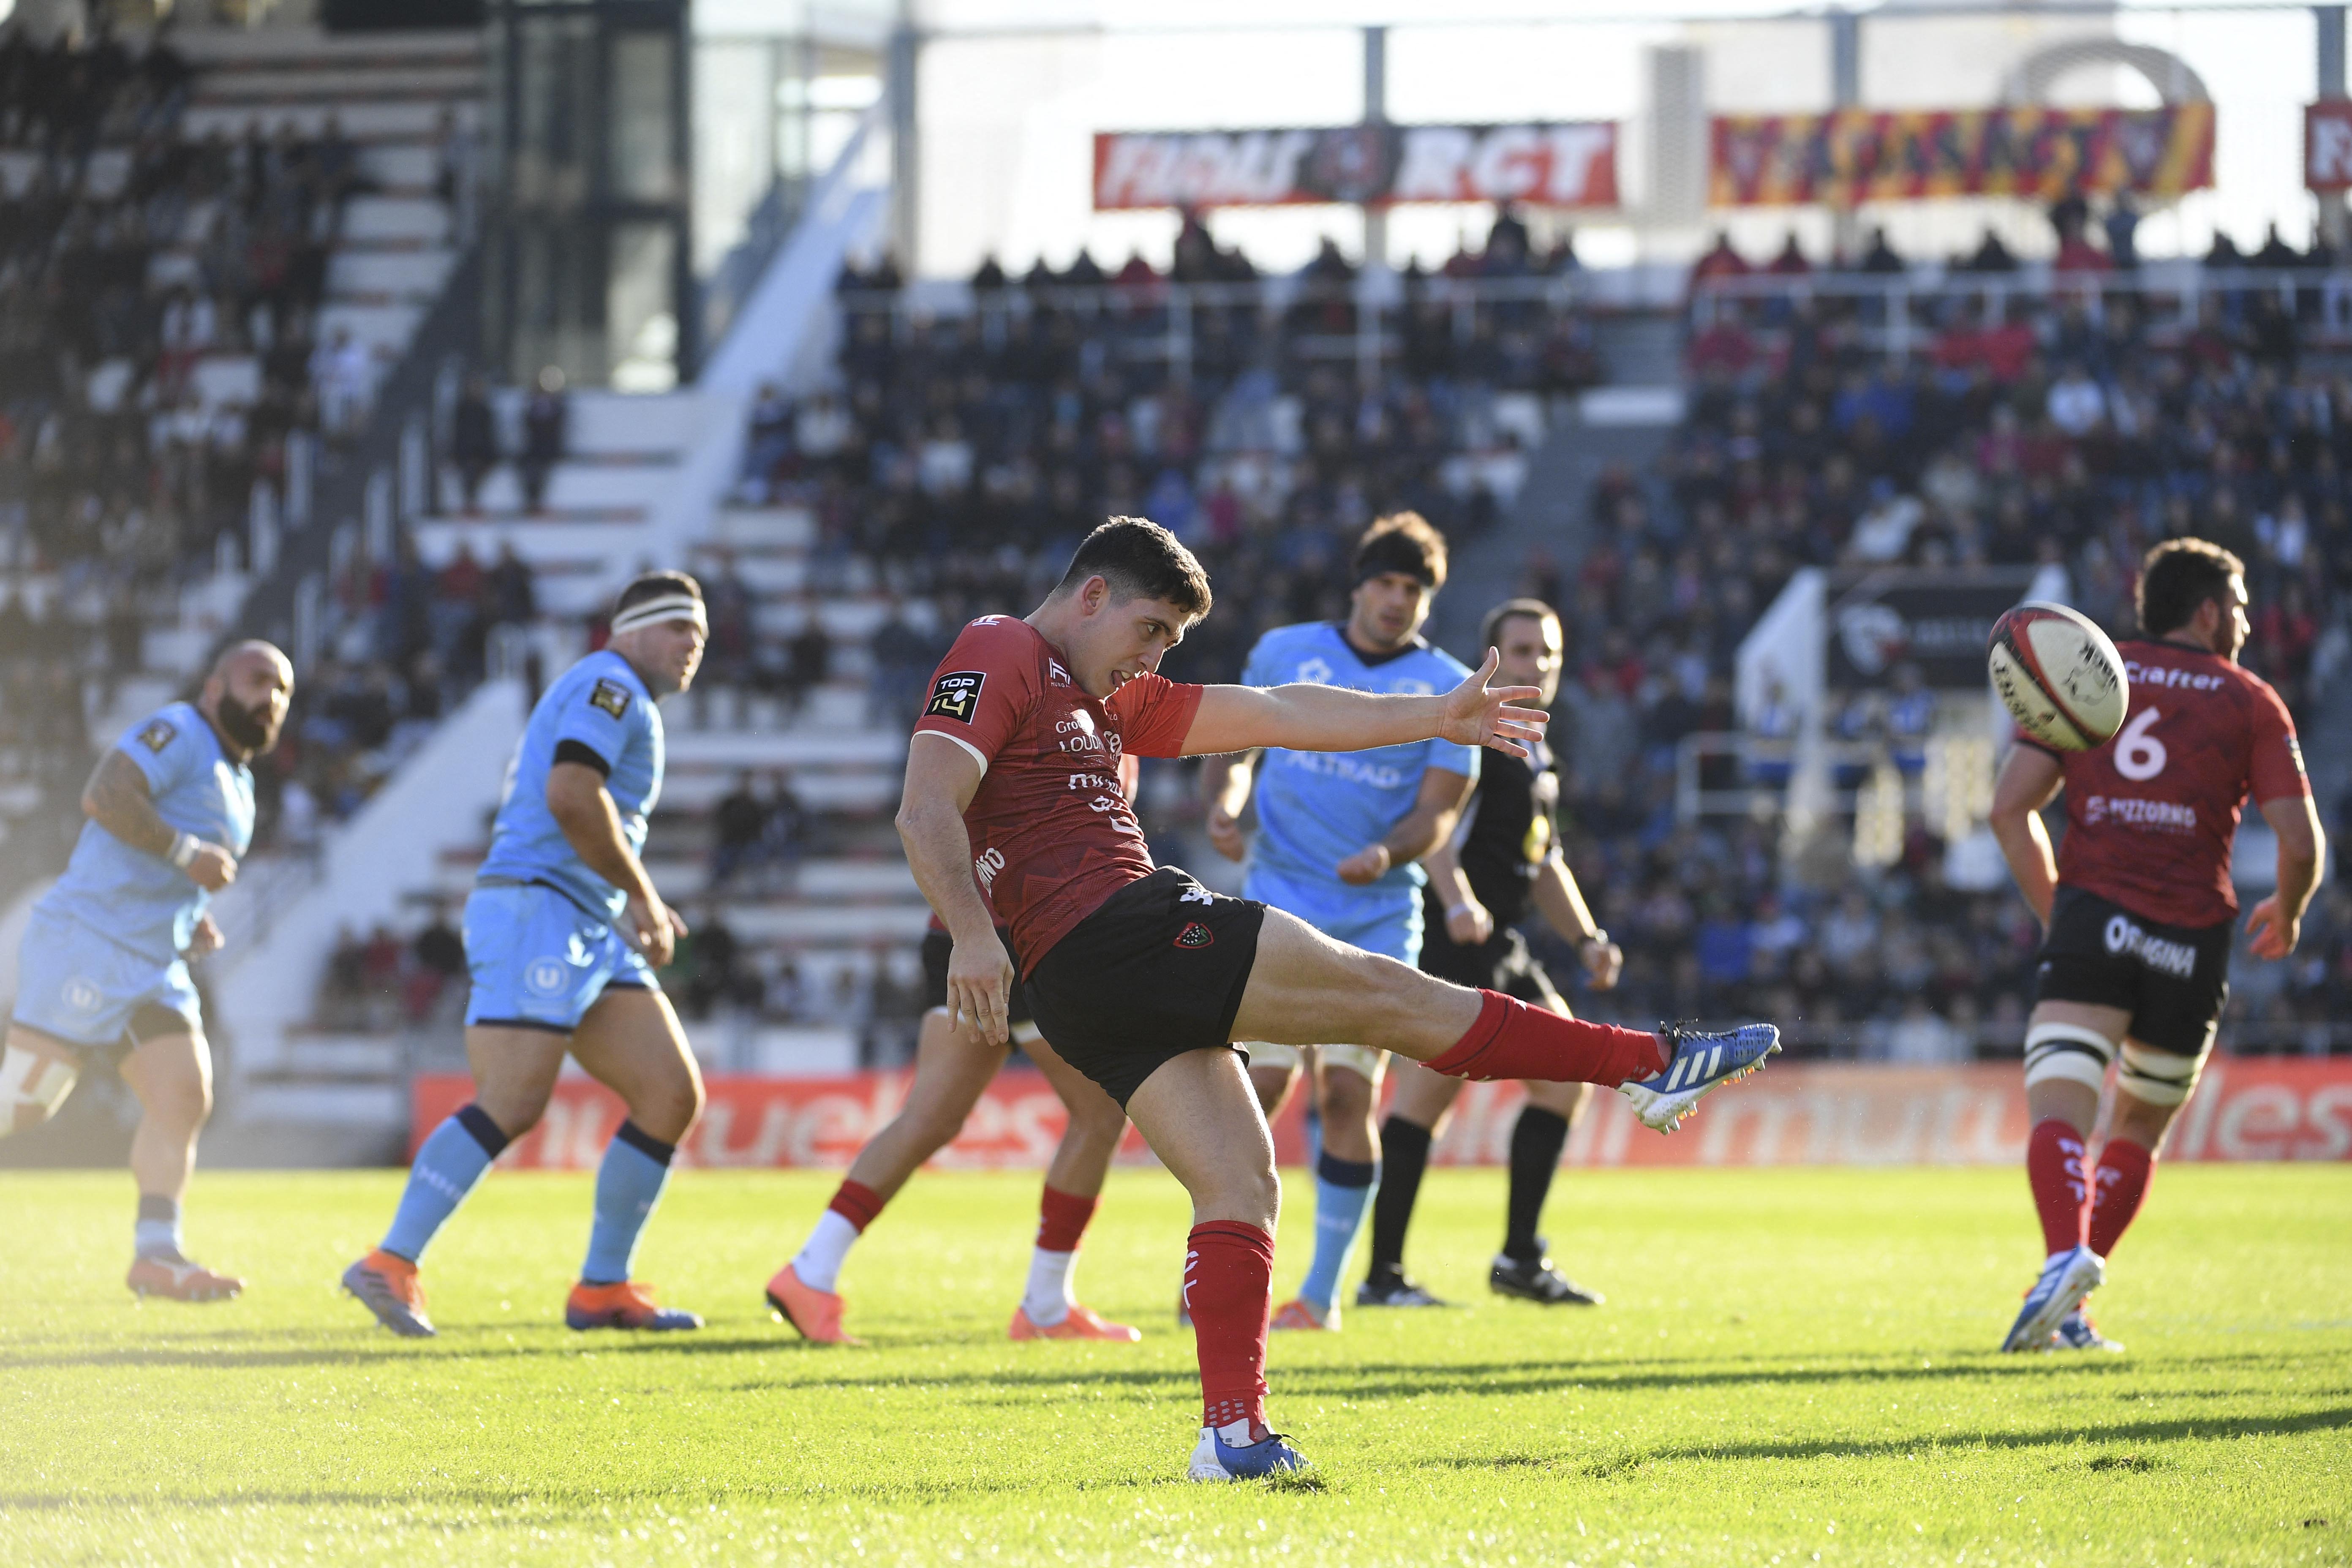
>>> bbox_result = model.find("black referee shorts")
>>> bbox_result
[1419,923,1566,1013]
[919,926,1035,1035]
[1024,867,1266,1108]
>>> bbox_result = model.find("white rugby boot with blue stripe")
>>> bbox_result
[2001,1245,2105,1353]
[1187,1425,1311,1481]
[1615,1022,1781,1133]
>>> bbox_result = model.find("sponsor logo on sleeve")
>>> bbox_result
[2287,735,2308,777]
[136,719,176,753]
[926,671,986,724]
[588,678,634,719]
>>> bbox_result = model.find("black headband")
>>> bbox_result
[1355,531,1440,588]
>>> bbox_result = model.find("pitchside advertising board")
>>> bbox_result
[2310,101,2352,191]
[1827,568,2036,691]
[414,1059,2352,1170]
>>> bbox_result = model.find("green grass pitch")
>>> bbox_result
[1,1163,2347,1565]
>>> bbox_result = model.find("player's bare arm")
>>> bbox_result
[83,750,236,892]
[1533,853,1622,989]
[1181,648,1545,759]
[1337,765,1473,885]
[1199,752,1256,861]
[2245,793,2325,959]
[897,733,1015,1043]
[1988,744,2065,925]
[546,759,683,966]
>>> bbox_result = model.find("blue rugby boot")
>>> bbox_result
[1616,1022,1781,1133]
[566,1279,704,1331]
[2001,1245,2104,1353]
[1187,1425,1311,1481]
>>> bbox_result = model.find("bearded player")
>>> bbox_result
[1199,514,1478,1334]
[343,572,712,1338]
[894,516,1778,1480]
[3,641,291,1301]
[765,765,1143,1346]
[1360,599,1627,1310]
[1988,539,2322,1353]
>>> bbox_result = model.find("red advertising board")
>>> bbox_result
[412,1058,2352,1171]
[2310,101,2352,192]
[1091,123,1619,211]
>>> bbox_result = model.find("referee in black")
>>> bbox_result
[1357,598,1626,1308]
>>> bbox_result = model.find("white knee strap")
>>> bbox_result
[2118,1040,2206,1108]
[2023,1024,2116,1092]
[0,1045,77,1135]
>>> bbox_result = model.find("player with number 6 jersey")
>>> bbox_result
[1988,538,2324,1355]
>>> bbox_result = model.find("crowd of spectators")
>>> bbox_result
[1531,224,2352,1054]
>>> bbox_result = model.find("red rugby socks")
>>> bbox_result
[1186,1220,1273,1441]
[2025,1119,2089,1257]
[1425,990,1664,1087]
[2086,1139,2153,1258]
[1035,1185,1097,1253]
[827,1180,885,1232]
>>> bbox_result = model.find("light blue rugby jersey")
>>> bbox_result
[1240,622,1479,913]
[37,701,255,965]
[477,648,663,921]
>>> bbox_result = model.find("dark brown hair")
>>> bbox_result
[1480,596,1559,654]
[2137,539,2243,637]
[1055,517,1212,618]
[1354,512,1448,589]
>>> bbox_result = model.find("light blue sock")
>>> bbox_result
[381,1104,507,1263]
[1298,1153,1379,1314]
[582,1121,675,1285]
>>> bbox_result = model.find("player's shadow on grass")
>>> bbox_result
[0,1331,794,1371]
[1421,1403,2352,1473]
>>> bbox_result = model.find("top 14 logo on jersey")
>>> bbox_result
[926,670,986,724]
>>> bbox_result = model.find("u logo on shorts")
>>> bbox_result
[63,978,103,1014]
[525,958,570,996]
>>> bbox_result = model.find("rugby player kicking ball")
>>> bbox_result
[888,517,1779,1480]
[1989,540,2323,1353]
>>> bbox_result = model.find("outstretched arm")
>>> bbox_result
[1180,648,1544,759]
[895,733,1015,1044]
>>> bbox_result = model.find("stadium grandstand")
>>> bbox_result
[0,0,2344,1171]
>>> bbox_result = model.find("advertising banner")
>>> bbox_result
[1709,104,2215,207]
[2309,101,2352,192]
[412,1057,2352,1170]
[1091,123,1619,211]
[1824,567,2037,690]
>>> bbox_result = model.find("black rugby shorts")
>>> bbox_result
[2033,885,2233,1056]
[1024,867,1265,1108]
[1418,924,1565,1013]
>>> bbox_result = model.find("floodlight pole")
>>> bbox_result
[889,14,923,273]
[2322,6,2349,250]
[1363,24,1389,272]
[1828,6,1862,261]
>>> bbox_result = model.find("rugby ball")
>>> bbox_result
[1988,602,2128,751]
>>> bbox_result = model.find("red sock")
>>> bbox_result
[826,1180,885,1233]
[1185,1221,1273,1440]
[2025,1119,2089,1257]
[2086,1139,2153,1258]
[1424,990,1664,1086]
[1035,1185,1096,1253]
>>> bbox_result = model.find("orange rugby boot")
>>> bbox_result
[1008,1302,1143,1342]
[1270,1296,1337,1331]
[566,1279,703,1331]
[342,1249,434,1337]
[126,1255,244,1303]
[765,1263,859,1345]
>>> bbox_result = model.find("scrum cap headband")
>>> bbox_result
[608,593,707,637]
[1355,528,1440,588]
